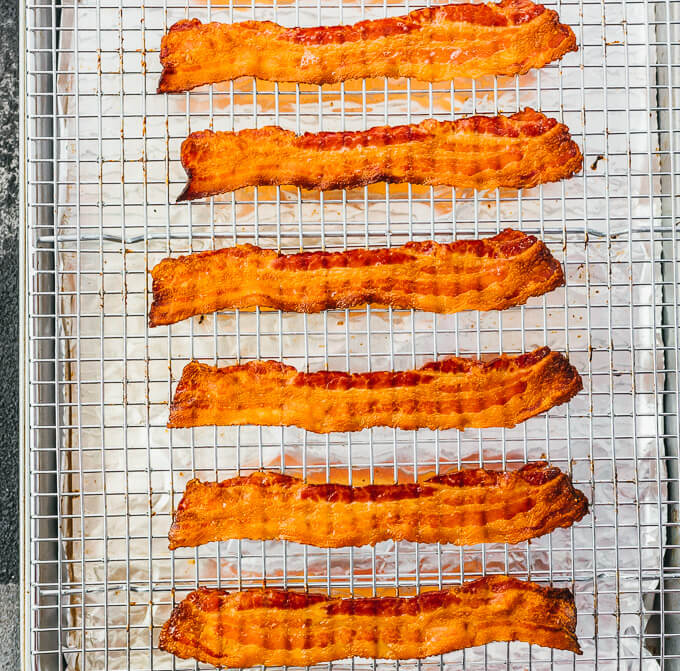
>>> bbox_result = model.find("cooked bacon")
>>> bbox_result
[177,109,582,200]
[167,347,582,432]
[149,229,564,327]
[159,576,582,666]
[158,0,577,91]
[168,462,588,549]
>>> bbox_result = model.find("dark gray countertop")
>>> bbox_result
[1,0,20,666]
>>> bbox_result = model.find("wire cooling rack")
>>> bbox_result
[20,0,680,668]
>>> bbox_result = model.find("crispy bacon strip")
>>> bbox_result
[177,109,582,200]
[168,462,588,549]
[158,0,577,92]
[149,229,564,327]
[167,346,582,432]
[159,576,582,666]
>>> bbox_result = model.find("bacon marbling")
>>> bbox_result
[167,347,582,432]
[168,462,588,549]
[177,109,582,200]
[149,229,564,326]
[158,0,577,91]
[159,576,582,667]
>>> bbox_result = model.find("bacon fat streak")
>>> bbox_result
[167,347,582,433]
[158,0,577,91]
[159,577,582,667]
[177,109,582,200]
[168,462,588,549]
[149,229,564,326]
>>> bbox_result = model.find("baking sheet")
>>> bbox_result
[49,0,666,668]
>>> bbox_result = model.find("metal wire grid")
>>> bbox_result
[20,0,680,668]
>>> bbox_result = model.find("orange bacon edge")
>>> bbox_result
[149,229,564,327]
[176,108,583,200]
[167,346,582,432]
[168,461,588,549]
[159,576,582,666]
[158,0,577,91]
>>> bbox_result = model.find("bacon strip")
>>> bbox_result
[167,347,582,432]
[149,229,564,327]
[177,109,582,200]
[158,0,577,92]
[159,576,582,666]
[168,462,588,549]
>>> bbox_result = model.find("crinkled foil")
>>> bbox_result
[53,1,665,669]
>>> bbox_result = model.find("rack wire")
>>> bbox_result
[21,0,680,668]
